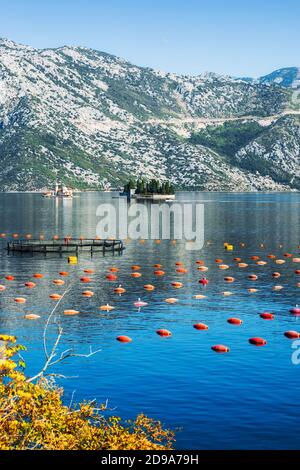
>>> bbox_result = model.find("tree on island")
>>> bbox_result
[127,178,174,195]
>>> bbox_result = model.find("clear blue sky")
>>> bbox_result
[0,0,299,77]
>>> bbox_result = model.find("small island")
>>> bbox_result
[122,178,176,201]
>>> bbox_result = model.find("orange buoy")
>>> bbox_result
[49,294,62,300]
[175,262,183,266]
[154,270,165,276]
[12,233,19,239]
[81,277,92,283]
[24,314,40,320]
[82,290,94,297]
[5,275,15,281]
[53,279,65,286]
[260,312,275,320]
[165,298,178,304]
[272,272,281,278]
[215,259,223,263]
[116,336,132,343]
[131,265,141,271]
[0,233,6,238]
[114,285,126,294]
[154,264,162,268]
[295,270,300,275]
[219,264,229,270]
[283,253,293,258]
[211,345,230,353]
[284,331,300,339]
[25,234,32,240]
[14,297,27,304]
[156,329,172,337]
[109,267,119,273]
[0,285,6,291]
[251,256,260,261]
[193,323,209,330]
[33,273,44,279]
[64,310,80,316]
[176,267,188,274]
[59,271,69,276]
[227,318,243,325]
[198,266,209,272]
[106,274,117,281]
[196,260,205,265]
[238,263,248,268]
[224,277,235,283]
[248,274,258,281]
[267,254,276,259]
[84,269,95,274]
[234,257,241,262]
[144,284,155,291]
[248,288,258,293]
[273,285,284,291]
[100,304,115,312]
[25,282,36,288]
[131,272,142,278]
[249,337,267,346]
[172,282,183,289]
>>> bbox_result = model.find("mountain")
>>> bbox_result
[0,38,299,191]
[259,67,300,89]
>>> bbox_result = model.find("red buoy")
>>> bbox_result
[260,312,275,320]
[156,329,172,337]
[116,336,132,343]
[5,275,15,281]
[211,345,230,353]
[227,318,243,325]
[199,278,209,285]
[193,323,209,330]
[284,331,300,339]
[249,337,267,346]
[106,274,117,281]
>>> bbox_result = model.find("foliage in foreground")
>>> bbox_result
[0,335,174,450]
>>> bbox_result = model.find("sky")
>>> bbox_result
[0,0,299,77]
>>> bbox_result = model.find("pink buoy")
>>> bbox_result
[134,298,148,308]
[290,307,300,315]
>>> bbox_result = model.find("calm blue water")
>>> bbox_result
[0,192,300,449]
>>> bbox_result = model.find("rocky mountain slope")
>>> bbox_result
[0,38,299,191]
[259,67,300,89]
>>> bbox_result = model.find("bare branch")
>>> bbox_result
[27,284,101,384]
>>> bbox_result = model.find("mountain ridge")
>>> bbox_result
[0,38,299,191]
